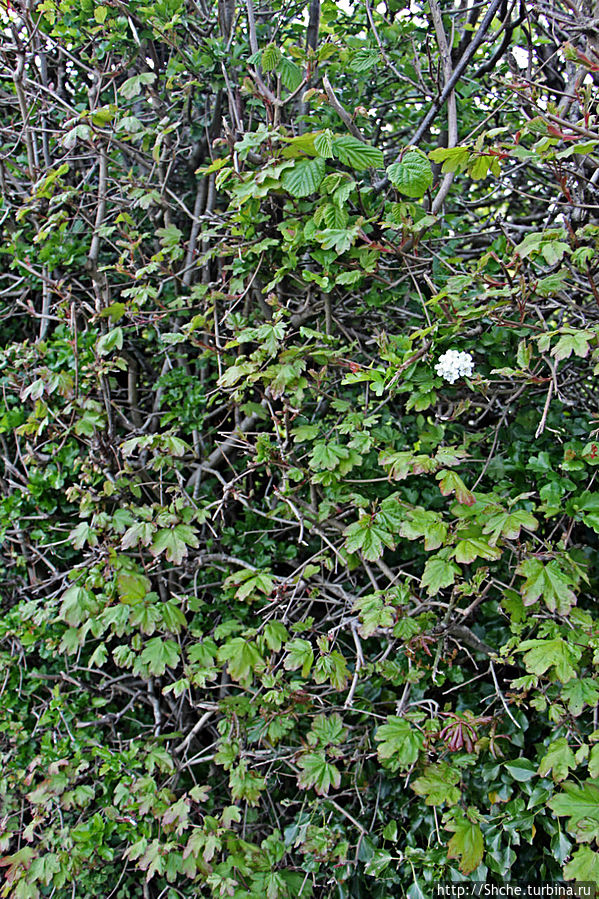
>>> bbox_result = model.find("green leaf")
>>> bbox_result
[421,554,460,596]
[140,637,181,676]
[120,72,156,100]
[283,638,314,677]
[281,157,326,197]
[344,516,395,561]
[349,48,380,72]
[332,135,383,170]
[561,679,599,717]
[97,327,123,356]
[314,129,334,159]
[307,713,347,747]
[517,637,582,683]
[437,470,475,505]
[445,811,484,875]
[429,146,471,173]
[229,761,266,805]
[503,758,537,782]
[261,43,280,72]
[453,536,501,564]
[538,738,576,783]
[516,558,577,613]
[548,778,599,842]
[552,330,592,360]
[564,846,599,882]
[217,637,264,684]
[310,441,350,470]
[482,509,538,542]
[150,524,199,564]
[297,751,341,795]
[365,849,393,876]
[278,55,303,90]
[411,763,461,806]
[375,717,424,768]
[387,150,433,197]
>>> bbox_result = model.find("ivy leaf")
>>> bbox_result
[283,638,314,677]
[421,554,460,596]
[387,150,433,197]
[538,738,576,783]
[411,763,461,806]
[140,637,181,676]
[375,717,424,768]
[281,157,326,197]
[517,637,582,683]
[516,558,577,613]
[297,751,341,795]
[150,524,199,564]
[332,135,383,170]
[445,810,484,875]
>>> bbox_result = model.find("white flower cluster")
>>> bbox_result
[435,349,474,384]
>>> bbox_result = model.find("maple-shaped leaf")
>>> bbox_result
[411,763,461,806]
[297,751,341,795]
[229,761,266,805]
[216,637,264,684]
[538,738,577,783]
[453,536,501,564]
[437,470,475,506]
[151,524,199,564]
[375,717,424,768]
[283,638,314,677]
[400,508,448,551]
[344,515,394,561]
[517,637,582,683]
[564,846,599,883]
[516,558,577,613]
[445,810,484,875]
[421,554,460,596]
[482,509,538,543]
[548,778,599,843]
[140,637,181,676]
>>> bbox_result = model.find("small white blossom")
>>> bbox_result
[435,349,474,384]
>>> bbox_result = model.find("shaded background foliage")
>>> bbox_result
[1,0,599,896]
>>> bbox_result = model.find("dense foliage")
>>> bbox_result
[1,0,599,895]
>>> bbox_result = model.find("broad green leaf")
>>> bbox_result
[516,558,577,613]
[281,157,326,197]
[445,811,484,875]
[344,516,394,561]
[538,738,576,783]
[429,146,471,173]
[503,759,537,782]
[375,717,424,768]
[561,679,599,717]
[399,508,447,551]
[333,135,384,170]
[411,764,461,806]
[483,509,538,543]
[283,638,314,677]
[140,637,181,676]
[307,713,347,747]
[549,778,599,842]
[387,150,433,197]
[229,761,266,805]
[278,56,303,90]
[453,536,501,564]
[120,72,156,100]
[297,751,341,795]
[261,43,280,72]
[151,524,199,564]
[421,554,460,596]
[564,846,599,882]
[217,637,264,684]
[97,327,123,356]
[437,470,475,505]
[517,637,582,683]
[314,129,334,159]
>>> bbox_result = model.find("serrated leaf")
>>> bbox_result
[278,56,303,91]
[421,555,460,596]
[261,43,280,72]
[387,150,433,197]
[151,524,199,564]
[344,516,394,561]
[333,135,383,170]
[349,48,380,72]
[516,558,577,613]
[375,717,424,767]
[140,637,181,676]
[445,812,484,875]
[517,637,582,683]
[538,738,576,783]
[549,778,599,843]
[411,763,461,806]
[217,637,264,684]
[564,846,599,882]
[283,638,314,677]
[314,129,334,159]
[296,751,341,795]
[281,157,325,197]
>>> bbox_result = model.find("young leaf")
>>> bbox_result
[387,150,433,198]
[281,157,326,197]
[297,751,341,795]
